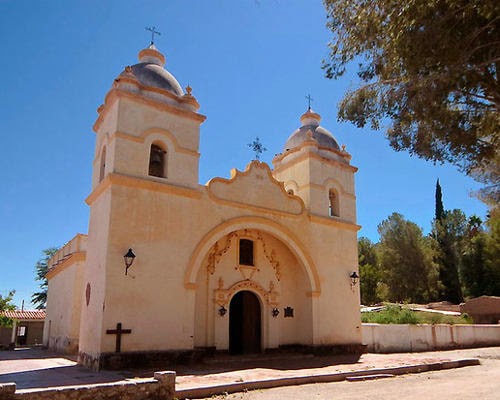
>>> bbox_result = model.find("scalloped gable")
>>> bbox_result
[208,161,304,215]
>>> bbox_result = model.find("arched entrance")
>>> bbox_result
[229,291,261,354]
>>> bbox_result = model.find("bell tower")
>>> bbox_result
[91,44,206,191]
[272,108,357,223]
[79,44,205,369]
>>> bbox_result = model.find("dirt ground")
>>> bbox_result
[194,348,500,400]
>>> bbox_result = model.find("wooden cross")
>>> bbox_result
[145,26,161,45]
[106,322,131,353]
[305,94,313,110]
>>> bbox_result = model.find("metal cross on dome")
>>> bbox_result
[145,26,161,45]
[305,94,313,110]
[248,137,267,161]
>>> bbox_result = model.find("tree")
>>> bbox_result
[462,214,500,297]
[433,209,467,303]
[435,179,445,221]
[377,213,440,303]
[323,0,500,203]
[31,248,58,310]
[358,237,382,305]
[0,290,16,327]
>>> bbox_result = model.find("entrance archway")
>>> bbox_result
[229,291,261,354]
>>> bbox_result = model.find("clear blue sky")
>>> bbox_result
[0,1,488,308]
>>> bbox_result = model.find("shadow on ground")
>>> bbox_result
[0,348,362,389]
[130,352,363,378]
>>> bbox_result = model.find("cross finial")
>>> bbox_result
[145,26,161,45]
[248,137,267,161]
[305,94,313,110]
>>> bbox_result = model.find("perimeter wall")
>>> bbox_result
[362,323,500,353]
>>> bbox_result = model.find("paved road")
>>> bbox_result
[196,349,500,400]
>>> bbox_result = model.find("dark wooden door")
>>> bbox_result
[17,325,28,346]
[229,291,261,354]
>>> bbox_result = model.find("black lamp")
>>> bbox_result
[218,306,227,316]
[124,248,136,275]
[350,271,359,286]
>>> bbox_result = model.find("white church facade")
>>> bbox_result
[44,44,363,370]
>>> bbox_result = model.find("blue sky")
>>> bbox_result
[0,1,488,308]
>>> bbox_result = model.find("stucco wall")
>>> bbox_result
[0,371,175,400]
[362,323,500,353]
[0,326,11,346]
[45,250,85,354]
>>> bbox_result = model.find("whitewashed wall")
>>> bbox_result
[362,323,500,353]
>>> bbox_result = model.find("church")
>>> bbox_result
[43,43,362,370]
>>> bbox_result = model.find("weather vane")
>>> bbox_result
[145,26,161,45]
[305,94,313,110]
[248,137,267,161]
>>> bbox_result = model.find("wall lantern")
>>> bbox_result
[272,308,280,318]
[218,306,227,316]
[124,248,136,275]
[350,271,359,287]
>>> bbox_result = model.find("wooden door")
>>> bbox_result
[229,291,261,354]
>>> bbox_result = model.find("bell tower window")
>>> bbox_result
[149,144,166,178]
[239,239,254,266]
[99,146,106,183]
[329,189,339,217]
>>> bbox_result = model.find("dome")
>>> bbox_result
[118,45,183,96]
[284,109,340,152]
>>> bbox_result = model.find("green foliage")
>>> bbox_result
[323,0,499,204]
[377,213,440,303]
[361,305,419,324]
[433,209,467,303]
[31,247,59,310]
[0,290,16,327]
[435,179,445,221]
[358,237,382,305]
[361,305,473,324]
[461,214,500,297]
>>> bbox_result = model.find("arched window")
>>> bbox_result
[149,144,166,178]
[328,189,339,217]
[239,239,254,266]
[99,146,106,183]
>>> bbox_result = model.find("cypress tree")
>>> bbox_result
[435,179,445,221]
[433,180,464,303]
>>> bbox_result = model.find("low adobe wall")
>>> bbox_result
[362,323,500,353]
[0,371,175,400]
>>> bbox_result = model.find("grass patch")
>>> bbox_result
[361,304,472,324]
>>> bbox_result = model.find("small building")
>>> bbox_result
[460,296,500,324]
[0,310,46,348]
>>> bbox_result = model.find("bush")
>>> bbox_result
[361,304,473,324]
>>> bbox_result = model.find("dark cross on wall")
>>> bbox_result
[248,137,267,161]
[145,26,161,45]
[106,322,132,353]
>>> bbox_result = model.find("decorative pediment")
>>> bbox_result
[208,161,304,215]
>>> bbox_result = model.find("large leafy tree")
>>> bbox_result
[461,214,500,297]
[358,237,382,305]
[323,0,499,203]
[0,290,16,327]
[377,213,440,303]
[31,248,58,310]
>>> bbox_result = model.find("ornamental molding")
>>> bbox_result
[214,279,280,307]
[205,229,282,282]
